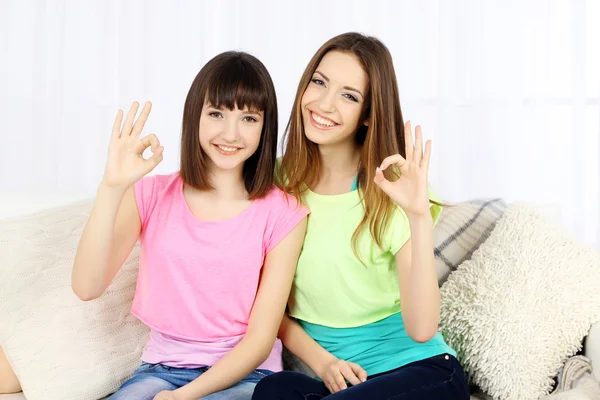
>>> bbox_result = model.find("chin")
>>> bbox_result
[211,158,246,171]
[303,124,343,146]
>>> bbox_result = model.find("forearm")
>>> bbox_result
[71,183,126,300]
[402,213,440,340]
[175,334,272,399]
[279,314,336,377]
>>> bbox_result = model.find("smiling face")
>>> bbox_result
[198,104,264,172]
[300,50,369,148]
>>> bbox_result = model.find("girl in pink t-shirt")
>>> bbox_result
[71,51,309,400]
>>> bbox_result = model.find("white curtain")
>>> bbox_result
[1,0,599,250]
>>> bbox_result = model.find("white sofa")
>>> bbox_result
[1,192,599,400]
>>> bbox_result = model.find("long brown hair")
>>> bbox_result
[180,51,278,199]
[279,32,417,259]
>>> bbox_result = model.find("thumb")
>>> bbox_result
[374,167,394,194]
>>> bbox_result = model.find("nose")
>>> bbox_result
[221,118,241,143]
[318,88,336,114]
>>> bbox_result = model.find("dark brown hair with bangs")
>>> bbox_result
[180,51,278,199]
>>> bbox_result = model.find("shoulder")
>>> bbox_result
[260,186,303,210]
[135,171,181,203]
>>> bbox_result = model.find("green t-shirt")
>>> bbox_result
[288,187,442,328]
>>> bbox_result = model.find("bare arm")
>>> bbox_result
[0,346,20,394]
[174,218,308,399]
[71,101,163,301]
[375,122,440,343]
[71,185,140,300]
[278,313,337,377]
[395,215,440,343]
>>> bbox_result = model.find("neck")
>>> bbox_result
[318,139,360,180]
[204,163,248,200]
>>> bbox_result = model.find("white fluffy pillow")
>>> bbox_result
[0,200,149,400]
[440,203,600,400]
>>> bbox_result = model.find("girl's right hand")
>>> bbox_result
[102,101,164,190]
[319,358,367,393]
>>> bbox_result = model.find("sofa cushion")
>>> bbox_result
[0,200,149,400]
[433,198,506,285]
[440,203,600,400]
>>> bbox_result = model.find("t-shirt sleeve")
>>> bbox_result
[134,175,158,230]
[264,190,310,254]
[388,187,443,255]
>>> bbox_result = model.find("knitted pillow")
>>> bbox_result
[440,203,600,400]
[0,200,149,400]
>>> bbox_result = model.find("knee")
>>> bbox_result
[108,379,169,400]
[0,379,21,395]
[252,372,297,399]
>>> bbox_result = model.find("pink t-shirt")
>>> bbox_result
[131,172,309,371]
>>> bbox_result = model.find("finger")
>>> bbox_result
[112,109,123,139]
[131,101,152,137]
[324,381,334,394]
[404,120,414,160]
[136,134,161,154]
[340,363,361,386]
[334,372,347,390]
[349,362,368,383]
[374,167,395,195]
[422,140,432,170]
[414,125,423,165]
[122,101,140,136]
[146,146,164,170]
[380,154,406,171]
[329,381,341,393]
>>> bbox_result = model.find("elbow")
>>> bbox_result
[409,330,437,343]
[245,332,276,363]
[71,286,100,302]
[406,323,439,343]
[71,276,102,302]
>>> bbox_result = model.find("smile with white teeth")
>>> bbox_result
[311,111,337,127]
[214,144,242,155]
[217,145,238,152]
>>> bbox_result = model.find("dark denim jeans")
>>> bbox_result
[251,354,469,400]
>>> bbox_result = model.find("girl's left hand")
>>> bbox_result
[374,121,432,217]
[153,390,186,400]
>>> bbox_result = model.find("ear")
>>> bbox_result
[363,116,370,126]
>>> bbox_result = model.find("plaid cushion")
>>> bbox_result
[434,198,507,286]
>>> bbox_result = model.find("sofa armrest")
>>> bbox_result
[584,321,600,381]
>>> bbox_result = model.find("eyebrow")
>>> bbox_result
[314,70,364,99]
[206,105,262,115]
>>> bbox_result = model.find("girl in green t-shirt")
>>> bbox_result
[252,33,469,399]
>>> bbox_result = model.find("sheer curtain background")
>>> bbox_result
[1,0,599,250]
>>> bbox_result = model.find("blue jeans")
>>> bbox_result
[108,362,273,400]
[251,354,469,399]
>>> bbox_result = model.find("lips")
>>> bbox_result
[212,144,242,155]
[309,111,339,130]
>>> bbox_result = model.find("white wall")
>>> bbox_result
[1,0,599,250]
